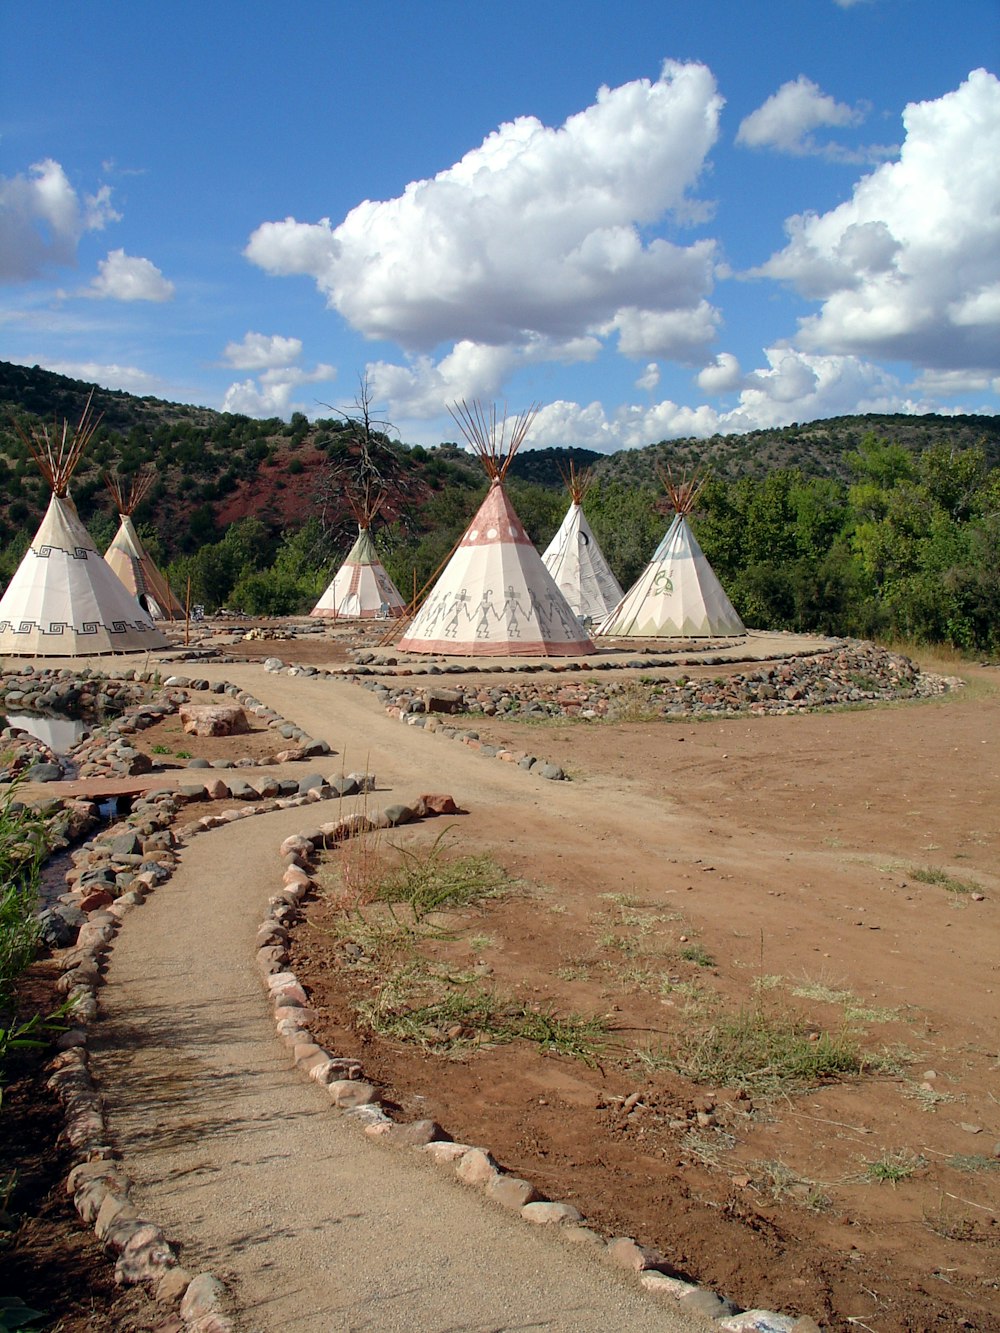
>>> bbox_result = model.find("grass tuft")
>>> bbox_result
[862,1150,925,1185]
[357,981,606,1065]
[679,943,715,968]
[910,865,981,896]
[674,1001,866,1093]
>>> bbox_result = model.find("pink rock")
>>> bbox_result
[309,1057,362,1085]
[95,1196,142,1248]
[179,705,250,737]
[78,889,114,912]
[455,1148,498,1186]
[156,1266,195,1305]
[486,1175,539,1209]
[606,1236,661,1271]
[265,970,299,992]
[421,1141,473,1164]
[180,1273,229,1322]
[520,1201,584,1225]
[296,1048,330,1075]
[327,1079,377,1108]
[114,1223,176,1285]
[384,1119,442,1148]
[279,835,314,858]
[417,793,458,813]
[74,1176,123,1224]
[562,1224,605,1248]
[640,1273,698,1299]
[275,1004,313,1024]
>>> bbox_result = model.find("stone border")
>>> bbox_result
[35,682,347,1331]
[46,785,239,1332]
[259,824,822,1333]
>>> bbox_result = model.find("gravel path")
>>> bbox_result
[89,664,700,1332]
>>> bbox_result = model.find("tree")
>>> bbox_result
[314,374,408,547]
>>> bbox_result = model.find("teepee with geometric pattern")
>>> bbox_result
[0,396,168,656]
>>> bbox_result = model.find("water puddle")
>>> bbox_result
[4,710,89,752]
[2,710,122,908]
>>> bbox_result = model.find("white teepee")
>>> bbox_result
[0,398,169,656]
[311,492,405,620]
[397,403,594,657]
[104,471,184,620]
[596,469,744,640]
[542,462,623,623]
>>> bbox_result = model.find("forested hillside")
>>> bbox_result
[2,361,998,650]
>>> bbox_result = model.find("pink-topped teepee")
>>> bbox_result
[397,403,593,657]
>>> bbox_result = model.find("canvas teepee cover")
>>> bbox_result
[310,492,405,620]
[0,399,168,656]
[397,403,594,657]
[597,469,744,639]
[541,462,623,623]
[104,471,184,620]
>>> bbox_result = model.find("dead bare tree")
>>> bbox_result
[314,373,410,551]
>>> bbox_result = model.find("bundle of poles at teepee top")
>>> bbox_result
[0,394,168,656]
[396,400,595,656]
[104,467,185,620]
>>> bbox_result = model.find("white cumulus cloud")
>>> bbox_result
[224,331,303,370]
[737,76,894,164]
[754,69,1000,373]
[0,159,120,281]
[221,362,335,418]
[636,363,661,392]
[82,248,174,301]
[697,351,744,394]
[246,59,723,383]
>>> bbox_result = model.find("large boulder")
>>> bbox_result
[178,705,250,738]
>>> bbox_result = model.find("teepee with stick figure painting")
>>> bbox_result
[397,402,593,657]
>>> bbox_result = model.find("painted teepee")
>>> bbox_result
[397,402,594,657]
[0,396,168,656]
[596,468,744,639]
[310,490,405,620]
[541,462,623,623]
[104,470,184,620]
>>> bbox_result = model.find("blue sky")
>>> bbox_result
[1,0,997,452]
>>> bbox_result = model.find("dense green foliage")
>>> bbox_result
[694,438,1000,650]
[1,362,997,650]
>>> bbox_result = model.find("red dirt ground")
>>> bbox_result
[290,652,1000,1332]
